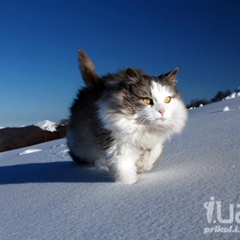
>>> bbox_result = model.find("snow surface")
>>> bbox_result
[34,120,57,132]
[1,98,240,240]
[19,149,42,155]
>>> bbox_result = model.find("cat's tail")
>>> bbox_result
[78,50,99,86]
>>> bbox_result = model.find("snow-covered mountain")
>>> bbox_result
[0,120,57,131]
[34,120,57,132]
[0,98,240,240]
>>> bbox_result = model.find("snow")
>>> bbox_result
[1,98,240,240]
[223,106,230,112]
[225,93,237,100]
[224,89,240,100]
[34,120,57,132]
[19,149,42,155]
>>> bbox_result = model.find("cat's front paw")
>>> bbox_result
[118,174,138,185]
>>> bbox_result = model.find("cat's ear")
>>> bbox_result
[126,68,140,84]
[78,50,98,86]
[166,67,179,84]
[126,68,138,79]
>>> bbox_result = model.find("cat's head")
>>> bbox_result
[115,68,188,133]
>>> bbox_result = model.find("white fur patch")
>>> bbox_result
[96,81,188,184]
[148,81,188,133]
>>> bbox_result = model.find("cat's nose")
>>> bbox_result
[158,108,165,116]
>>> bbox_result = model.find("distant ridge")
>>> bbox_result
[0,121,67,152]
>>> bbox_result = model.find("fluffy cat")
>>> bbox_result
[67,51,188,184]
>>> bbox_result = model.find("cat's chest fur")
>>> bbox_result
[97,102,168,150]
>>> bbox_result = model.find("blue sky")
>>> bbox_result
[0,0,239,127]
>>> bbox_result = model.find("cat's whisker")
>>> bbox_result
[135,115,149,127]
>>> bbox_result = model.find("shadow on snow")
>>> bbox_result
[0,161,112,184]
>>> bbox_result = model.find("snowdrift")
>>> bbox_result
[0,98,240,240]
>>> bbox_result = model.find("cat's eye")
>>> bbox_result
[142,98,153,105]
[164,96,172,103]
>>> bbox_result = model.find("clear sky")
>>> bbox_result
[0,0,239,127]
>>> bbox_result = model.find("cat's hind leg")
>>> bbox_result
[68,150,94,167]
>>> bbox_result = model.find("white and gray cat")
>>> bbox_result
[67,50,188,184]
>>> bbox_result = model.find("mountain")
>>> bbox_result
[34,120,57,132]
[0,97,240,239]
[0,122,67,153]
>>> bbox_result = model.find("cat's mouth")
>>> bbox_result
[156,116,166,121]
[156,117,168,124]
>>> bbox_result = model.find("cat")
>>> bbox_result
[67,50,188,184]
[78,50,98,86]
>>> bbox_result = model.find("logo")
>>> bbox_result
[203,196,240,234]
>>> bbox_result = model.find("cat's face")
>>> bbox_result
[117,68,188,133]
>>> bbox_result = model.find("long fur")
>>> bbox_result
[67,54,188,184]
[78,50,98,86]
